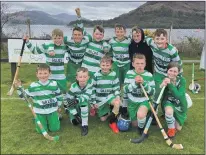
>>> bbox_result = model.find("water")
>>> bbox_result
[3,24,205,43]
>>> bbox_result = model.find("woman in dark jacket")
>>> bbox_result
[129,27,153,74]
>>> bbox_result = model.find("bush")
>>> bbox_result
[173,37,204,57]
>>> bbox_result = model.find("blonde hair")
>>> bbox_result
[101,54,113,64]
[36,64,51,72]
[76,67,89,76]
[133,53,146,62]
[52,28,63,37]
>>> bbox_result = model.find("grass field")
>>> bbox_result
[1,62,205,154]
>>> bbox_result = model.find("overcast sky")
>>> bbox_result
[4,1,146,20]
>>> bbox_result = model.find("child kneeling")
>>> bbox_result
[123,53,155,134]
[64,67,95,136]
[15,64,62,134]
[93,55,121,133]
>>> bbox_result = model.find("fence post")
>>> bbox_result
[11,63,16,81]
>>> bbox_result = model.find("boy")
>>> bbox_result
[15,64,63,134]
[64,67,95,136]
[93,55,121,133]
[109,24,131,86]
[81,25,111,77]
[25,29,67,94]
[144,29,183,106]
[123,53,155,134]
[64,8,92,84]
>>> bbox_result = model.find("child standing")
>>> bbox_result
[144,29,183,105]
[123,53,155,134]
[15,64,63,134]
[109,24,131,86]
[93,55,121,133]
[160,62,188,138]
[64,8,92,84]
[81,25,111,77]
[25,29,68,94]
[65,67,95,136]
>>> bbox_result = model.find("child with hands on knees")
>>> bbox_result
[93,55,121,133]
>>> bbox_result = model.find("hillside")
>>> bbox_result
[8,10,77,25]
[69,1,205,28]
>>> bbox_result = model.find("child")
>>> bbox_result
[93,55,121,133]
[25,29,67,94]
[64,8,92,84]
[123,53,155,134]
[129,26,153,74]
[144,29,183,105]
[64,67,95,136]
[160,62,188,138]
[109,24,131,86]
[15,64,63,134]
[81,25,111,77]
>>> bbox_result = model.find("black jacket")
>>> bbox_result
[129,28,153,74]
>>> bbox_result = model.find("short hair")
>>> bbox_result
[167,62,181,72]
[115,23,126,30]
[76,67,89,76]
[133,53,146,62]
[52,28,63,37]
[93,25,104,34]
[73,26,83,34]
[101,54,113,64]
[132,26,141,34]
[36,64,51,72]
[154,29,167,37]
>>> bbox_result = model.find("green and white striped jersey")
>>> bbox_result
[64,17,92,65]
[93,70,120,107]
[26,41,67,80]
[123,70,155,103]
[81,41,111,75]
[109,37,131,67]
[145,36,183,76]
[65,79,95,105]
[17,80,63,114]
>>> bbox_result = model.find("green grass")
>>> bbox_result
[1,63,205,154]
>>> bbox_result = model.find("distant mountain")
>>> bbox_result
[69,1,205,29]
[8,10,78,25]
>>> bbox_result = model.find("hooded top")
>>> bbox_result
[129,28,153,74]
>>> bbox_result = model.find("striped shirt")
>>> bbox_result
[123,70,155,103]
[64,17,92,65]
[65,79,95,105]
[81,40,111,75]
[26,41,67,80]
[109,37,131,67]
[17,80,63,114]
[93,70,120,107]
[145,36,183,76]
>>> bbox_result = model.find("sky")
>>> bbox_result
[4,1,146,20]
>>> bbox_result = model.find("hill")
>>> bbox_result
[69,1,205,28]
[8,10,77,25]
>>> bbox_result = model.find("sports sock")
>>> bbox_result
[80,106,88,126]
[165,113,175,128]
[137,117,146,128]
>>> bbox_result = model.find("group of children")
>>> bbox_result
[15,8,189,139]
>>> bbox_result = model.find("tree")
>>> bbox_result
[1,2,23,34]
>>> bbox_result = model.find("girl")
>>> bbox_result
[160,62,188,138]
